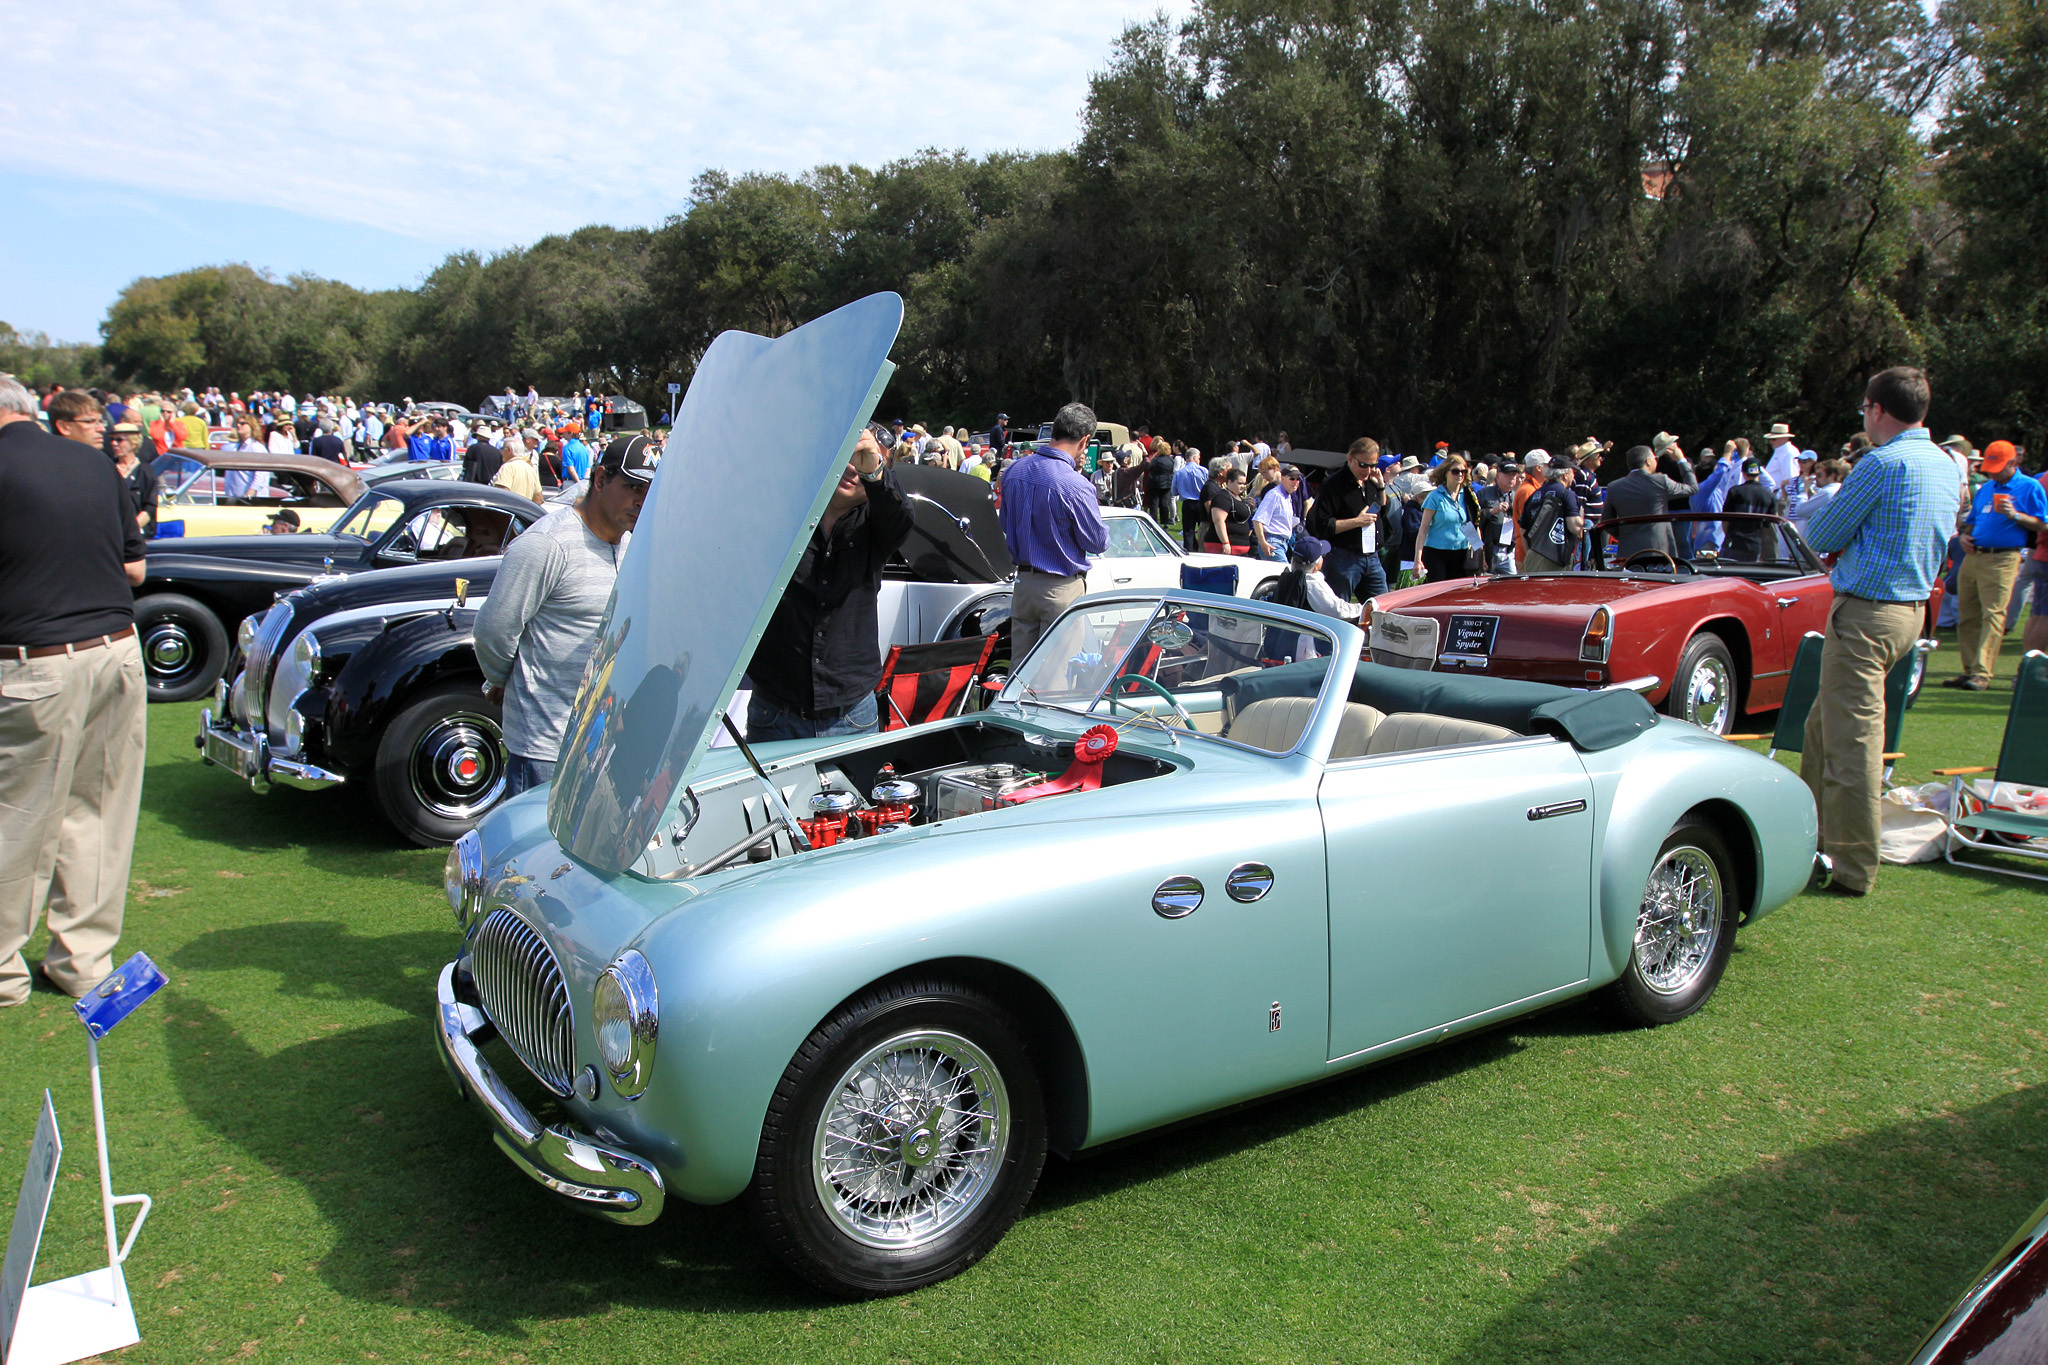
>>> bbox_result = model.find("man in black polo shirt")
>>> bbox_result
[0,380,148,1007]
[744,429,914,741]
[1308,437,1392,601]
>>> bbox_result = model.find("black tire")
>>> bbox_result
[1664,633,1738,735]
[747,978,1048,1298]
[1903,644,1928,707]
[371,681,507,846]
[1601,818,1738,1027]
[1249,576,1281,602]
[134,593,228,703]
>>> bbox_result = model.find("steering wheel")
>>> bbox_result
[1107,673,1196,730]
[1625,548,1692,575]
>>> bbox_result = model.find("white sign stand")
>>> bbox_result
[2,1037,151,1365]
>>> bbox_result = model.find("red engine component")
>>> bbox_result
[995,725,1119,805]
[799,813,850,847]
[852,803,914,836]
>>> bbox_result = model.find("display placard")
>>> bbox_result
[1439,614,1500,664]
[72,953,167,1040]
[1,1093,62,1355]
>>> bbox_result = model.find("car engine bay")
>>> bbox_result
[630,718,1174,880]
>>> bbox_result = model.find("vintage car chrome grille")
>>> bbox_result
[237,602,294,726]
[469,908,575,1097]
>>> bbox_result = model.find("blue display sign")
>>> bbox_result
[72,953,167,1039]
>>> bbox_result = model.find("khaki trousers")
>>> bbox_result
[1009,569,1088,663]
[0,635,146,1005]
[1800,596,1920,894]
[1956,548,2024,680]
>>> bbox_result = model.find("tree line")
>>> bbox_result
[35,0,2048,454]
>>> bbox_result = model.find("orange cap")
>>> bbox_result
[1980,439,2017,474]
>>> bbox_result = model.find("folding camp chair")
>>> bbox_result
[873,634,999,731]
[1933,650,2048,883]
[1727,632,1931,778]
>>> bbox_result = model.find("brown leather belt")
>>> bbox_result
[5,624,136,661]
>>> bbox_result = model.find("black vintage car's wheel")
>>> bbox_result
[372,681,507,846]
[1665,633,1737,735]
[747,979,1047,1298]
[1602,818,1738,1027]
[134,593,228,703]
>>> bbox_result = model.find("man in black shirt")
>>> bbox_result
[308,418,347,463]
[1308,438,1393,601]
[463,426,504,486]
[1722,459,1778,561]
[0,381,148,1007]
[745,429,914,741]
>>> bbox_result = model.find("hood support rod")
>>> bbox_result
[721,713,814,851]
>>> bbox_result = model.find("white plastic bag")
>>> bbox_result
[1880,786,1948,864]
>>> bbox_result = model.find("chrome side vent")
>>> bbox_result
[469,908,575,1097]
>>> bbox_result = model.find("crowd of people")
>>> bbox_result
[3,363,2043,1006]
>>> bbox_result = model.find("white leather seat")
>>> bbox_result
[1363,711,1517,755]
[1329,703,1388,760]
[1227,696,1318,753]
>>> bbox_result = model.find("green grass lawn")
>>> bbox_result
[3,649,2044,1365]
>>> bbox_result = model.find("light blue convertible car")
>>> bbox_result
[434,294,1823,1296]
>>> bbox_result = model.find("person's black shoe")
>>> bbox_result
[1941,674,1974,689]
[1814,881,1868,897]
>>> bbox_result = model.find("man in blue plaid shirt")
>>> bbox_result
[1800,367,1961,895]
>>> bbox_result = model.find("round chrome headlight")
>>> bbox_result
[444,830,485,931]
[238,615,258,654]
[291,630,322,678]
[593,949,658,1099]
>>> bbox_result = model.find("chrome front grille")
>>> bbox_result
[469,908,575,1096]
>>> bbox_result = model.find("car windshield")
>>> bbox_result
[1593,511,1823,579]
[328,491,408,539]
[998,596,1338,752]
[152,454,208,501]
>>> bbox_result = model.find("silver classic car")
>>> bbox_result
[433,294,1824,1297]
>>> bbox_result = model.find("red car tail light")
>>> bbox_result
[1580,607,1613,663]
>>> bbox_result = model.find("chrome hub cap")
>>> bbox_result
[812,1030,1008,1249]
[1634,846,1722,994]
[1685,657,1733,733]
[410,713,506,819]
[144,624,193,673]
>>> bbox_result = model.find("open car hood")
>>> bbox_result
[891,465,1012,583]
[547,293,903,875]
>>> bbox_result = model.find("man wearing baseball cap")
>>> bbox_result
[475,433,656,796]
[1948,439,2046,690]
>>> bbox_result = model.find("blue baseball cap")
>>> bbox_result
[1289,530,1332,562]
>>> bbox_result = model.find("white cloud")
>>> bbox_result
[0,0,1189,250]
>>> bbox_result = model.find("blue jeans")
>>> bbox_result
[746,690,879,743]
[505,754,556,798]
[1323,547,1387,603]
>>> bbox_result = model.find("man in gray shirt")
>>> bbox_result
[1602,444,1700,566]
[476,434,657,796]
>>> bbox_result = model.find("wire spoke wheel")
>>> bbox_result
[811,1030,1009,1251]
[1634,846,1722,995]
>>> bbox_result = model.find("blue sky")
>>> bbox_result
[0,0,1188,343]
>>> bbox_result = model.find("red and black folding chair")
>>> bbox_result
[874,634,1000,730]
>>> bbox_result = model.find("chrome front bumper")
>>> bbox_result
[433,962,666,1225]
[195,707,343,792]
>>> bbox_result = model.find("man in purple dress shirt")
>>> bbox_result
[998,402,1109,660]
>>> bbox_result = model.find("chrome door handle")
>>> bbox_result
[1776,596,1800,606]
[1113,577,1132,584]
[1527,800,1587,821]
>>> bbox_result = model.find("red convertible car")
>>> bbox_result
[1371,511,1865,734]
